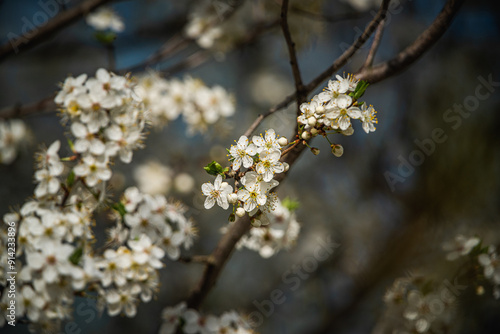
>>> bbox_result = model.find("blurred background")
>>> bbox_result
[1,0,499,333]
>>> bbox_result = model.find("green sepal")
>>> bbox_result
[69,247,83,265]
[94,31,117,45]
[112,201,127,219]
[66,170,75,188]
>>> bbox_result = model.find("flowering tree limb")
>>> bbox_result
[185,0,465,314]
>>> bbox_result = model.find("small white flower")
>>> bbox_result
[105,288,138,318]
[34,168,60,198]
[252,129,281,154]
[201,175,233,210]
[442,235,480,261]
[73,155,112,187]
[71,122,106,155]
[325,95,361,131]
[237,182,267,212]
[128,234,165,269]
[360,104,378,133]
[86,7,125,32]
[229,136,257,170]
[255,151,284,182]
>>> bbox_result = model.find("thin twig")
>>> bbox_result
[362,17,386,69]
[0,0,113,62]
[356,0,465,83]
[280,0,304,106]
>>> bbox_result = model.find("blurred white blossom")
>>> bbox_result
[86,7,125,32]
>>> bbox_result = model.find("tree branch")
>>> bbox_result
[0,0,113,62]
[356,0,465,83]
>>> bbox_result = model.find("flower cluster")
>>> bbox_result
[0,118,29,164]
[94,188,196,318]
[56,68,146,170]
[159,302,254,334]
[202,129,289,215]
[86,6,125,32]
[118,187,197,259]
[298,74,378,156]
[381,274,458,333]
[184,0,248,51]
[443,235,500,299]
[0,68,196,333]
[136,72,235,135]
[236,198,300,258]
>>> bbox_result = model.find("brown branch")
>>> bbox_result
[280,0,305,106]
[0,95,56,119]
[362,18,386,70]
[0,0,113,62]
[356,0,465,83]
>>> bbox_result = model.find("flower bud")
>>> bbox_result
[311,147,320,155]
[316,105,325,114]
[229,213,236,222]
[236,207,246,217]
[278,137,288,146]
[307,116,317,127]
[251,218,262,227]
[342,127,354,136]
[310,128,319,136]
[476,285,485,296]
[331,144,344,157]
[227,193,238,204]
[301,131,311,140]
[283,162,289,172]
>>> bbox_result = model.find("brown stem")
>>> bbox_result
[362,17,386,70]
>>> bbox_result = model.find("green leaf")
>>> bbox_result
[349,80,370,100]
[94,31,117,45]
[67,138,75,152]
[66,170,75,188]
[203,161,225,176]
[69,247,83,265]
[282,197,300,211]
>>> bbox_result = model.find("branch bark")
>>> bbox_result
[0,0,112,62]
